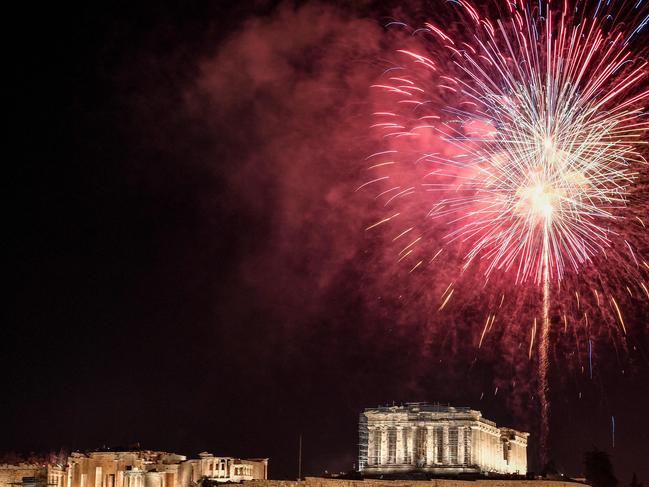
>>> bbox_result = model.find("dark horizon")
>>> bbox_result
[6,0,648,483]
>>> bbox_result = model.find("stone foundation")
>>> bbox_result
[244,478,584,487]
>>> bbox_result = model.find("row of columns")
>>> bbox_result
[367,425,469,466]
[201,459,232,479]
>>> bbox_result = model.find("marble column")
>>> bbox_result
[442,426,450,465]
[458,427,465,465]
[475,429,482,467]
[465,427,473,466]
[396,427,404,464]
[420,427,428,466]
[406,427,414,465]
[367,427,376,465]
[425,428,432,465]
[380,428,388,465]
[432,427,439,465]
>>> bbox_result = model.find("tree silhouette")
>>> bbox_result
[584,448,617,487]
[542,460,563,479]
[630,473,644,487]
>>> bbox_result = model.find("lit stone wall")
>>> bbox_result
[180,453,267,483]
[0,465,47,487]
[66,451,186,487]
[48,465,66,487]
[2,452,267,487]
[65,451,267,487]
[241,460,269,481]
[244,478,583,487]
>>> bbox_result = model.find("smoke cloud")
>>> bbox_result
[113,0,647,471]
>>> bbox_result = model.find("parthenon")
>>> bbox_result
[358,403,528,476]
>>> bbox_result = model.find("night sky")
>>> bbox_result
[6,0,649,483]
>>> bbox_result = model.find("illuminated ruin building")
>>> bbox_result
[1,451,267,487]
[358,404,528,476]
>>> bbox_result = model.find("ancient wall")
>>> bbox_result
[241,460,268,481]
[0,465,46,487]
[243,477,585,487]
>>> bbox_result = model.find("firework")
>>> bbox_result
[363,0,649,464]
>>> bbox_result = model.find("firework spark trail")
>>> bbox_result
[364,0,649,465]
[539,232,551,465]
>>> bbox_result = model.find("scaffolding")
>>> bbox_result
[402,428,411,464]
[435,428,444,463]
[414,427,427,466]
[358,402,527,474]
[387,428,397,464]
[449,427,459,464]
[371,430,381,465]
[358,414,368,471]
[464,427,471,465]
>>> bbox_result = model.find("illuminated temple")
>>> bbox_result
[358,403,528,476]
[0,451,267,487]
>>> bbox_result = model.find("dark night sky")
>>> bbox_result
[6,0,649,483]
